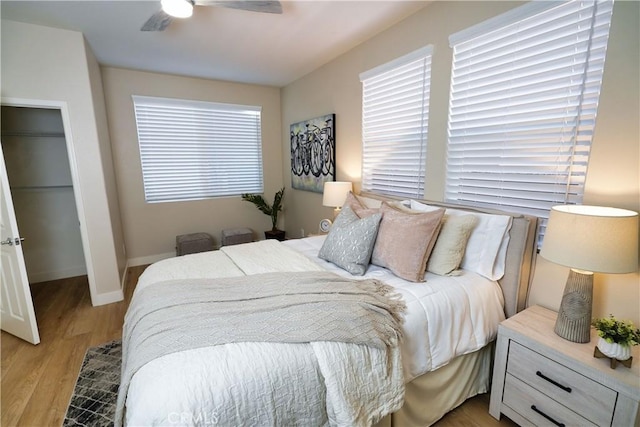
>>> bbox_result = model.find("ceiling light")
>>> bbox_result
[161,0,194,18]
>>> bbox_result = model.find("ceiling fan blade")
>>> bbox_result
[141,10,174,31]
[196,1,283,14]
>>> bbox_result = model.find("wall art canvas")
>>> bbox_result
[290,114,336,193]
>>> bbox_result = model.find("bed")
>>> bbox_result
[116,194,537,427]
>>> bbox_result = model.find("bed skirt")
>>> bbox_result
[374,343,494,427]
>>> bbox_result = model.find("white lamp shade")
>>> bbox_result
[322,182,353,207]
[540,205,639,274]
[161,0,193,18]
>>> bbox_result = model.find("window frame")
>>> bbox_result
[132,95,264,203]
[444,0,614,245]
[359,45,433,199]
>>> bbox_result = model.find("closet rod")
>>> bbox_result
[10,185,73,191]
[1,131,65,138]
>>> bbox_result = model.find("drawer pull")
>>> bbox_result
[536,371,572,393]
[531,405,566,427]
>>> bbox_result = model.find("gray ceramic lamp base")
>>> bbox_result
[554,269,594,343]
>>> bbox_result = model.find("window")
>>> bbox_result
[132,96,263,203]
[360,46,433,198]
[445,1,613,244]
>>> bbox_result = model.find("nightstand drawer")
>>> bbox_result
[504,374,597,427]
[507,341,616,426]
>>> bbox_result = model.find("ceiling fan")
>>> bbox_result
[142,0,283,31]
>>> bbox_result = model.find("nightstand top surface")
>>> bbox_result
[501,305,640,394]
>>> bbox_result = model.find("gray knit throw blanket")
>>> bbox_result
[114,271,406,427]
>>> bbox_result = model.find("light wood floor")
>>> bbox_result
[1,265,517,427]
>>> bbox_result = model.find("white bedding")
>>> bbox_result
[126,237,505,426]
[286,236,505,380]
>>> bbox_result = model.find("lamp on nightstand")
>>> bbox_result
[322,181,353,218]
[540,205,638,343]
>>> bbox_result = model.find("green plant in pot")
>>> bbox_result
[592,315,640,368]
[241,187,285,241]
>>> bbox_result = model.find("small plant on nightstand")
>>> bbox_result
[592,315,640,368]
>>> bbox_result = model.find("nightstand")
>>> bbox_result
[489,305,640,426]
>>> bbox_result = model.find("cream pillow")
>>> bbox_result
[409,200,512,280]
[427,214,478,276]
[371,202,445,282]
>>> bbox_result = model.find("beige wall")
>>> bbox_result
[101,67,282,263]
[1,20,126,305]
[281,0,525,236]
[84,39,128,286]
[281,1,640,324]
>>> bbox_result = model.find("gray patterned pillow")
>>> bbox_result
[318,206,382,275]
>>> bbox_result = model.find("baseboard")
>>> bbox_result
[127,252,175,267]
[120,260,130,294]
[91,289,124,306]
[28,266,88,284]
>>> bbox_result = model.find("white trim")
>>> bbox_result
[128,251,175,267]
[120,260,130,295]
[448,1,562,47]
[359,45,433,82]
[1,97,99,306]
[92,289,124,306]
[131,95,262,113]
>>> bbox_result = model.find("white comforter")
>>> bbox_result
[287,236,506,380]
[125,238,505,426]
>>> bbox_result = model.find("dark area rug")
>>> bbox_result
[63,340,121,427]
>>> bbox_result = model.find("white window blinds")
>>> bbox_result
[360,46,433,198]
[445,1,613,244]
[132,96,263,203]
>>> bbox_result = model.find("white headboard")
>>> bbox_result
[359,193,538,318]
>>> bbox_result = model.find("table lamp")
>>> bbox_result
[322,181,353,218]
[540,205,639,343]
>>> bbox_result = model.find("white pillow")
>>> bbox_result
[410,200,512,280]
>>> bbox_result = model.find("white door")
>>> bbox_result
[0,142,40,344]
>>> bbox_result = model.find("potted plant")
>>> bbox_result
[592,315,640,366]
[241,187,285,241]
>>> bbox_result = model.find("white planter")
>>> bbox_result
[597,337,632,361]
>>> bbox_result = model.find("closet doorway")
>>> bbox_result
[1,106,87,282]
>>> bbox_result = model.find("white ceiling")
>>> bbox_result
[1,0,428,87]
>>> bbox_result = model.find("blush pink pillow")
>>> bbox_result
[342,191,379,218]
[371,202,445,282]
